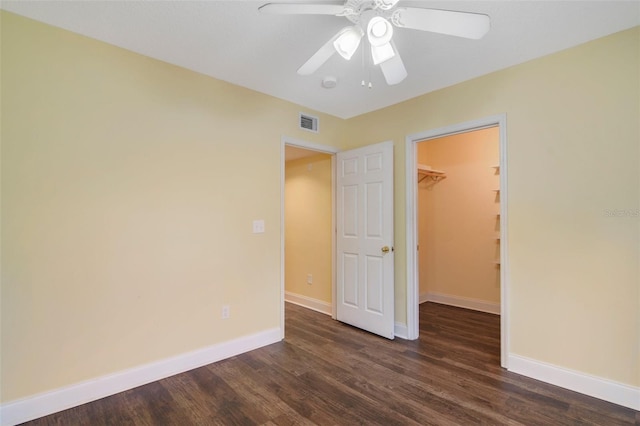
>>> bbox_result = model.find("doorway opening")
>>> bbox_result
[417,127,500,311]
[405,115,509,367]
[280,137,338,338]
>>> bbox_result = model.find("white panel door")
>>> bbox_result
[337,141,394,339]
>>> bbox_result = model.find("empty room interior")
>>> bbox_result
[1,1,639,424]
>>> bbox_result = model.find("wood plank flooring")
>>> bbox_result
[22,302,639,425]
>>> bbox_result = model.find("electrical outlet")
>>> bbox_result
[222,305,230,319]
[252,220,265,234]
[307,274,313,285]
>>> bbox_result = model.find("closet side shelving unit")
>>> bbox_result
[417,164,446,182]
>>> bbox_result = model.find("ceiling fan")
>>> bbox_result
[259,0,490,86]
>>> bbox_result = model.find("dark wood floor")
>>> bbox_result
[23,302,638,425]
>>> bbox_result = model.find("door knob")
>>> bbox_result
[381,246,390,253]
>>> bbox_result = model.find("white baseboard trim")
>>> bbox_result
[0,328,282,426]
[419,292,429,304]
[394,322,408,339]
[285,291,332,316]
[509,354,640,411]
[424,292,500,315]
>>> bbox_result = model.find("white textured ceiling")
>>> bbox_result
[2,1,639,119]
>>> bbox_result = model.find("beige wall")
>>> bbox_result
[0,11,344,402]
[417,128,500,303]
[345,27,639,386]
[285,154,332,303]
[1,9,638,406]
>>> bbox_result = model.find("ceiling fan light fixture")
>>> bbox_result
[333,26,364,60]
[371,43,395,65]
[367,16,393,46]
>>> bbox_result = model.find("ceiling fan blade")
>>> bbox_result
[379,44,407,85]
[298,26,360,75]
[259,3,346,15]
[392,7,490,40]
[297,34,339,75]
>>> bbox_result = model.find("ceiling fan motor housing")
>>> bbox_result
[344,0,392,24]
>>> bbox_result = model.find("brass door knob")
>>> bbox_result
[381,246,390,253]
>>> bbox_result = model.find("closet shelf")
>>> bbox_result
[417,164,446,183]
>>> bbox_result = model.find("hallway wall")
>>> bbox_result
[285,154,333,307]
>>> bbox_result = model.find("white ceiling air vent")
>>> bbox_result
[299,112,319,133]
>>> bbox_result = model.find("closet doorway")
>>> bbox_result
[417,127,500,313]
[405,115,508,367]
[281,138,338,336]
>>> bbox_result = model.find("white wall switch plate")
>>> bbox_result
[252,219,265,234]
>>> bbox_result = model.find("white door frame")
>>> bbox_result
[404,114,509,368]
[281,136,339,338]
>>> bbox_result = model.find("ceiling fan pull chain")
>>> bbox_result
[361,36,366,87]
[367,42,373,88]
